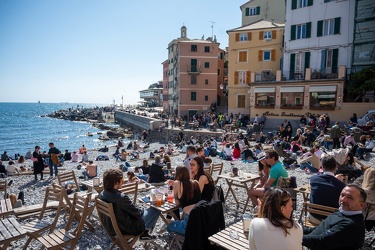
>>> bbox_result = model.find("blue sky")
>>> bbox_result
[0,0,245,105]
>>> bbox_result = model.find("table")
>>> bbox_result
[218,173,260,213]
[208,221,249,250]
[294,184,310,202]
[81,179,154,194]
[0,217,26,248]
[150,200,180,226]
[0,199,13,217]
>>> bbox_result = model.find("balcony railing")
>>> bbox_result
[187,66,201,75]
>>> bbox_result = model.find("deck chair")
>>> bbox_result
[52,183,95,231]
[0,180,6,198]
[277,177,297,210]
[118,181,139,205]
[211,163,223,185]
[22,186,64,250]
[57,171,81,192]
[33,192,92,249]
[95,197,141,250]
[273,144,291,160]
[300,202,338,228]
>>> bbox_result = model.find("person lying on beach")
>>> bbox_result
[98,145,108,152]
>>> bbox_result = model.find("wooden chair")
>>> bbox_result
[22,186,64,250]
[57,171,81,192]
[33,192,92,249]
[300,202,338,228]
[211,163,223,185]
[119,182,139,205]
[0,180,6,198]
[203,164,212,175]
[277,177,297,210]
[95,197,141,250]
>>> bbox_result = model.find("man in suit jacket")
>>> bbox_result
[309,156,346,223]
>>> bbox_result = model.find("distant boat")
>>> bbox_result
[38,100,40,103]
[86,132,94,136]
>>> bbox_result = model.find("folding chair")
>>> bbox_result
[57,171,81,192]
[0,180,6,198]
[211,163,223,185]
[203,164,211,174]
[299,202,338,228]
[119,181,139,205]
[95,197,141,250]
[22,186,64,250]
[33,192,92,249]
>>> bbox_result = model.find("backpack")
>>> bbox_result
[211,185,224,203]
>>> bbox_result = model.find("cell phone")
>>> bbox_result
[142,196,150,203]
[299,188,306,191]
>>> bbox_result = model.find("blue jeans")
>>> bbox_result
[142,207,161,230]
[167,214,189,235]
[49,159,58,177]
[82,171,96,179]
[356,147,372,157]
[300,161,319,173]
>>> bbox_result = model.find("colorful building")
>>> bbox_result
[240,0,286,26]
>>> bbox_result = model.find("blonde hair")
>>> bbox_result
[9,193,17,207]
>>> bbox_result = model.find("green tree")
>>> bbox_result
[346,65,375,102]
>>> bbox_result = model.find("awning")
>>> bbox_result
[254,87,275,93]
[280,86,304,93]
[318,94,336,99]
[309,86,336,92]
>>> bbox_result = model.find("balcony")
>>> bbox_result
[140,92,158,98]
[187,66,201,75]
[254,71,276,83]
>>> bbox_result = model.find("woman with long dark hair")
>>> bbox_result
[249,187,302,249]
[32,145,44,180]
[190,156,215,201]
[167,166,201,235]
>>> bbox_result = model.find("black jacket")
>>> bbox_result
[148,163,166,183]
[183,200,225,250]
[98,189,145,236]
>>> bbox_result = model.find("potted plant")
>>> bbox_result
[312,70,321,79]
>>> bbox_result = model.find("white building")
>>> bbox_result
[283,0,355,80]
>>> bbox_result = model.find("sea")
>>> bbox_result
[0,102,126,158]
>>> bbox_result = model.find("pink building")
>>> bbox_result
[161,60,169,111]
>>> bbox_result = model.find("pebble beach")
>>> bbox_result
[3,139,375,249]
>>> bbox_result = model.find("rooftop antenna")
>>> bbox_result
[209,21,215,39]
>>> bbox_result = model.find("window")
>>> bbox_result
[204,62,210,68]
[289,52,310,78]
[191,92,196,101]
[264,31,272,40]
[218,52,224,59]
[291,0,313,10]
[263,51,271,61]
[238,71,247,85]
[245,6,260,16]
[204,46,210,53]
[205,79,209,85]
[240,33,248,41]
[310,92,336,109]
[191,75,197,85]
[255,93,275,107]
[280,88,304,108]
[205,95,208,101]
[237,95,246,108]
[239,51,247,62]
[298,0,308,8]
[291,22,311,40]
[317,18,340,37]
[217,69,221,76]
[321,49,338,74]
[191,45,197,52]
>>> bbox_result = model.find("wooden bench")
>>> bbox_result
[9,168,66,176]
[13,201,60,219]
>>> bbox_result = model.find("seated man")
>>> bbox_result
[1,151,11,161]
[63,150,72,161]
[302,129,316,146]
[247,149,288,209]
[303,184,366,250]
[356,135,374,160]
[6,161,19,174]
[82,160,98,179]
[309,156,346,224]
[299,148,320,173]
[99,168,160,241]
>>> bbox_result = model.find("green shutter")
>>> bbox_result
[291,25,296,41]
[304,52,310,69]
[334,17,341,35]
[324,0,330,3]
[332,49,338,73]
[256,6,260,15]
[307,0,313,7]
[291,0,297,10]
[290,54,296,77]
[245,8,249,16]
[317,20,323,37]
[321,50,327,73]
[306,22,311,38]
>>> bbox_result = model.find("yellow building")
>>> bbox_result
[227,20,285,116]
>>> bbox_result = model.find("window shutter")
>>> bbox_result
[317,20,323,37]
[306,22,311,38]
[291,0,297,10]
[321,50,327,73]
[334,17,341,35]
[304,52,310,69]
[246,71,251,83]
[272,30,276,39]
[235,33,240,41]
[258,50,263,61]
[245,8,249,16]
[259,31,264,40]
[332,49,339,73]
[271,50,276,61]
[290,54,295,75]
[307,0,313,7]
[324,0,330,2]
[256,6,260,15]
[234,71,238,85]
[290,25,296,41]
[248,32,252,41]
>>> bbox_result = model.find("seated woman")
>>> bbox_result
[17,156,26,164]
[249,187,302,249]
[139,159,150,175]
[336,152,365,180]
[167,166,201,235]
[253,153,271,189]
[148,155,166,183]
[71,151,79,162]
[126,171,140,183]
[232,142,241,159]
[190,156,215,201]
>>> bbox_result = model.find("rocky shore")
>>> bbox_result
[4,140,374,249]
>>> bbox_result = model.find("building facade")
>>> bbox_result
[161,60,169,111]
[240,0,286,26]
[139,81,163,107]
